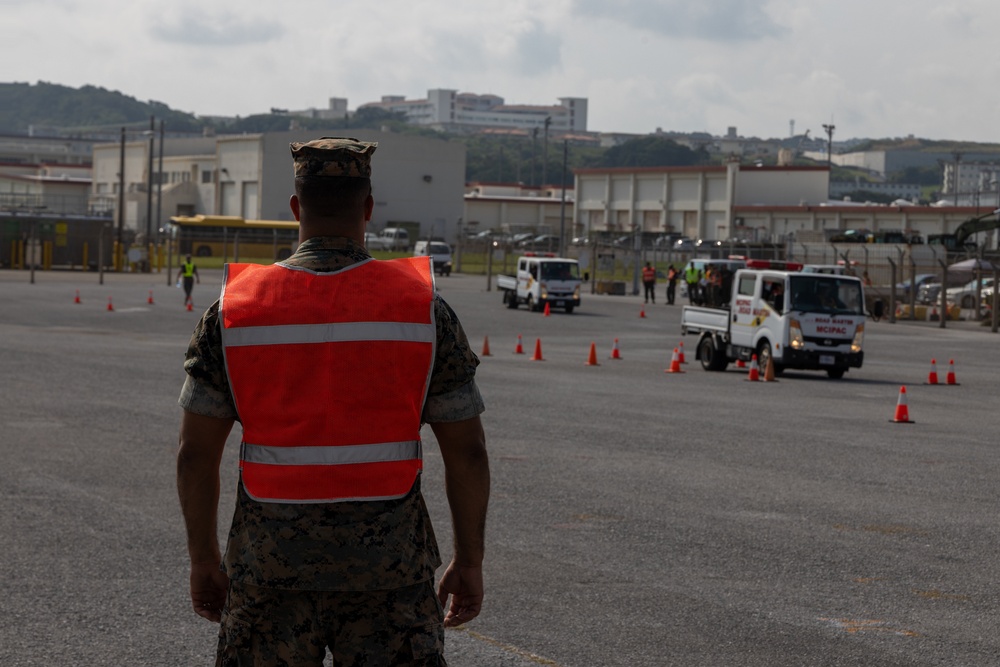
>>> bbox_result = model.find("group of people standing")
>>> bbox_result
[643,262,681,305]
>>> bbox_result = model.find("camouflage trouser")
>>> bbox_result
[216,580,446,667]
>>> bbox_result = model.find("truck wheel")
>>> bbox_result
[699,336,728,371]
[504,291,518,309]
[756,340,773,374]
[826,368,845,379]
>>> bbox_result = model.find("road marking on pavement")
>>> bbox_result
[913,588,970,602]
[457,628,564,666]
[819,618,919,637]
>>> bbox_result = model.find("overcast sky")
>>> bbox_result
[5,0,1000,143]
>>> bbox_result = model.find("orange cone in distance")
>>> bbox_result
[148,290,154,305]
[665,348,684,373]
[586,342,600,366]
[678,341,687,364]
[543,302,551,316]
[926,359,939,385]
[74,290,81,304]
[640,306,646,318]
[736,358,746,369]
[745,354,760,381]
[610,338,622,360]
[946,359,959,385]
[891,386,914,423]
[481,336,492,357]
[515,334,524,354]
[531,338,544,361]
[107,296,114,312]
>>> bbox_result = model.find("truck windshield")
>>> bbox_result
[541,262,579,281]
[789,276,864,314]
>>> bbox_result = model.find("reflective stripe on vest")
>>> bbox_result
[220,256,436,503]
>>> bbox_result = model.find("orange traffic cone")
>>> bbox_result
[926,359,939,385]
[762,355,777,382]
[891,386,914,423]
[147,289,154,305]
[531,338,544,361]
[481,336,492,357]
[946,359,959,385]
[736,358,746,369]
[665,348,684,373]
[609,338,622,360]
[543,302,551,317]
[678,341,687,364]
[74,290,81,304]
[745,354,760,381]
[640,306,646,318]
[515,334,524,355]
[586,342,600,366]
[107,296,114,312]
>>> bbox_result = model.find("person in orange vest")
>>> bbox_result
[642,261,657,303]
[175,137,490,665]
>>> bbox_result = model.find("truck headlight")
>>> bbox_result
[789,318,804,349]
[851,323,864,353]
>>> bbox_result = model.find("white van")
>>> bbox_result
[377,227,410,251]
[413,240,452,276]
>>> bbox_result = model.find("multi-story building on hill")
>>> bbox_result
[358,89,587,134]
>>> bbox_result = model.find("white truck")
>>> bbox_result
[497,253,582,313]
[680,260,867,379]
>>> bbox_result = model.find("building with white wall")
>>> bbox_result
[574,161,986,247]
[463,182,574,237]
[90,130,466,243]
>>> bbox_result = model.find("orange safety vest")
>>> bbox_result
[220,257,436,503]
[642,266,656,282]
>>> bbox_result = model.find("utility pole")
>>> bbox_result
[531,127,538,186]
[145,115,155,271]
[822,122,835,199]
[116,127,125,271]
[542,116,552,186]
[559,139,568,257]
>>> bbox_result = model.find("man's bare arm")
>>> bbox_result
[176,410,234,622]
[431,416,490,627]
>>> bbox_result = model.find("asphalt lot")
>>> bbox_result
[2,268,999,666]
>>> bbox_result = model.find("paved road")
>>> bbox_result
[2,269,998,666]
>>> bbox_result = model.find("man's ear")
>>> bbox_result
[364,193,374,222]
[289,194,301,221]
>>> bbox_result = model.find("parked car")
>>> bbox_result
[413,240,452,276]
[895,273,937,299]
[916,282,943,305]
[673,237,695,251]
[946,276,996,308]
[365,228,410,251]
[523,234,560,251]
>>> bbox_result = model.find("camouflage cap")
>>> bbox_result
[289,137,378,178]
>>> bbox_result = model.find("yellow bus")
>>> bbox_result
[168,215,299,262]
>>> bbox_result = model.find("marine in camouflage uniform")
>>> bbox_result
[176,138,490,667]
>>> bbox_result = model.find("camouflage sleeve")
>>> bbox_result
[177,301,239,420]
[422,295,483,422]
[428,295,480,396]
